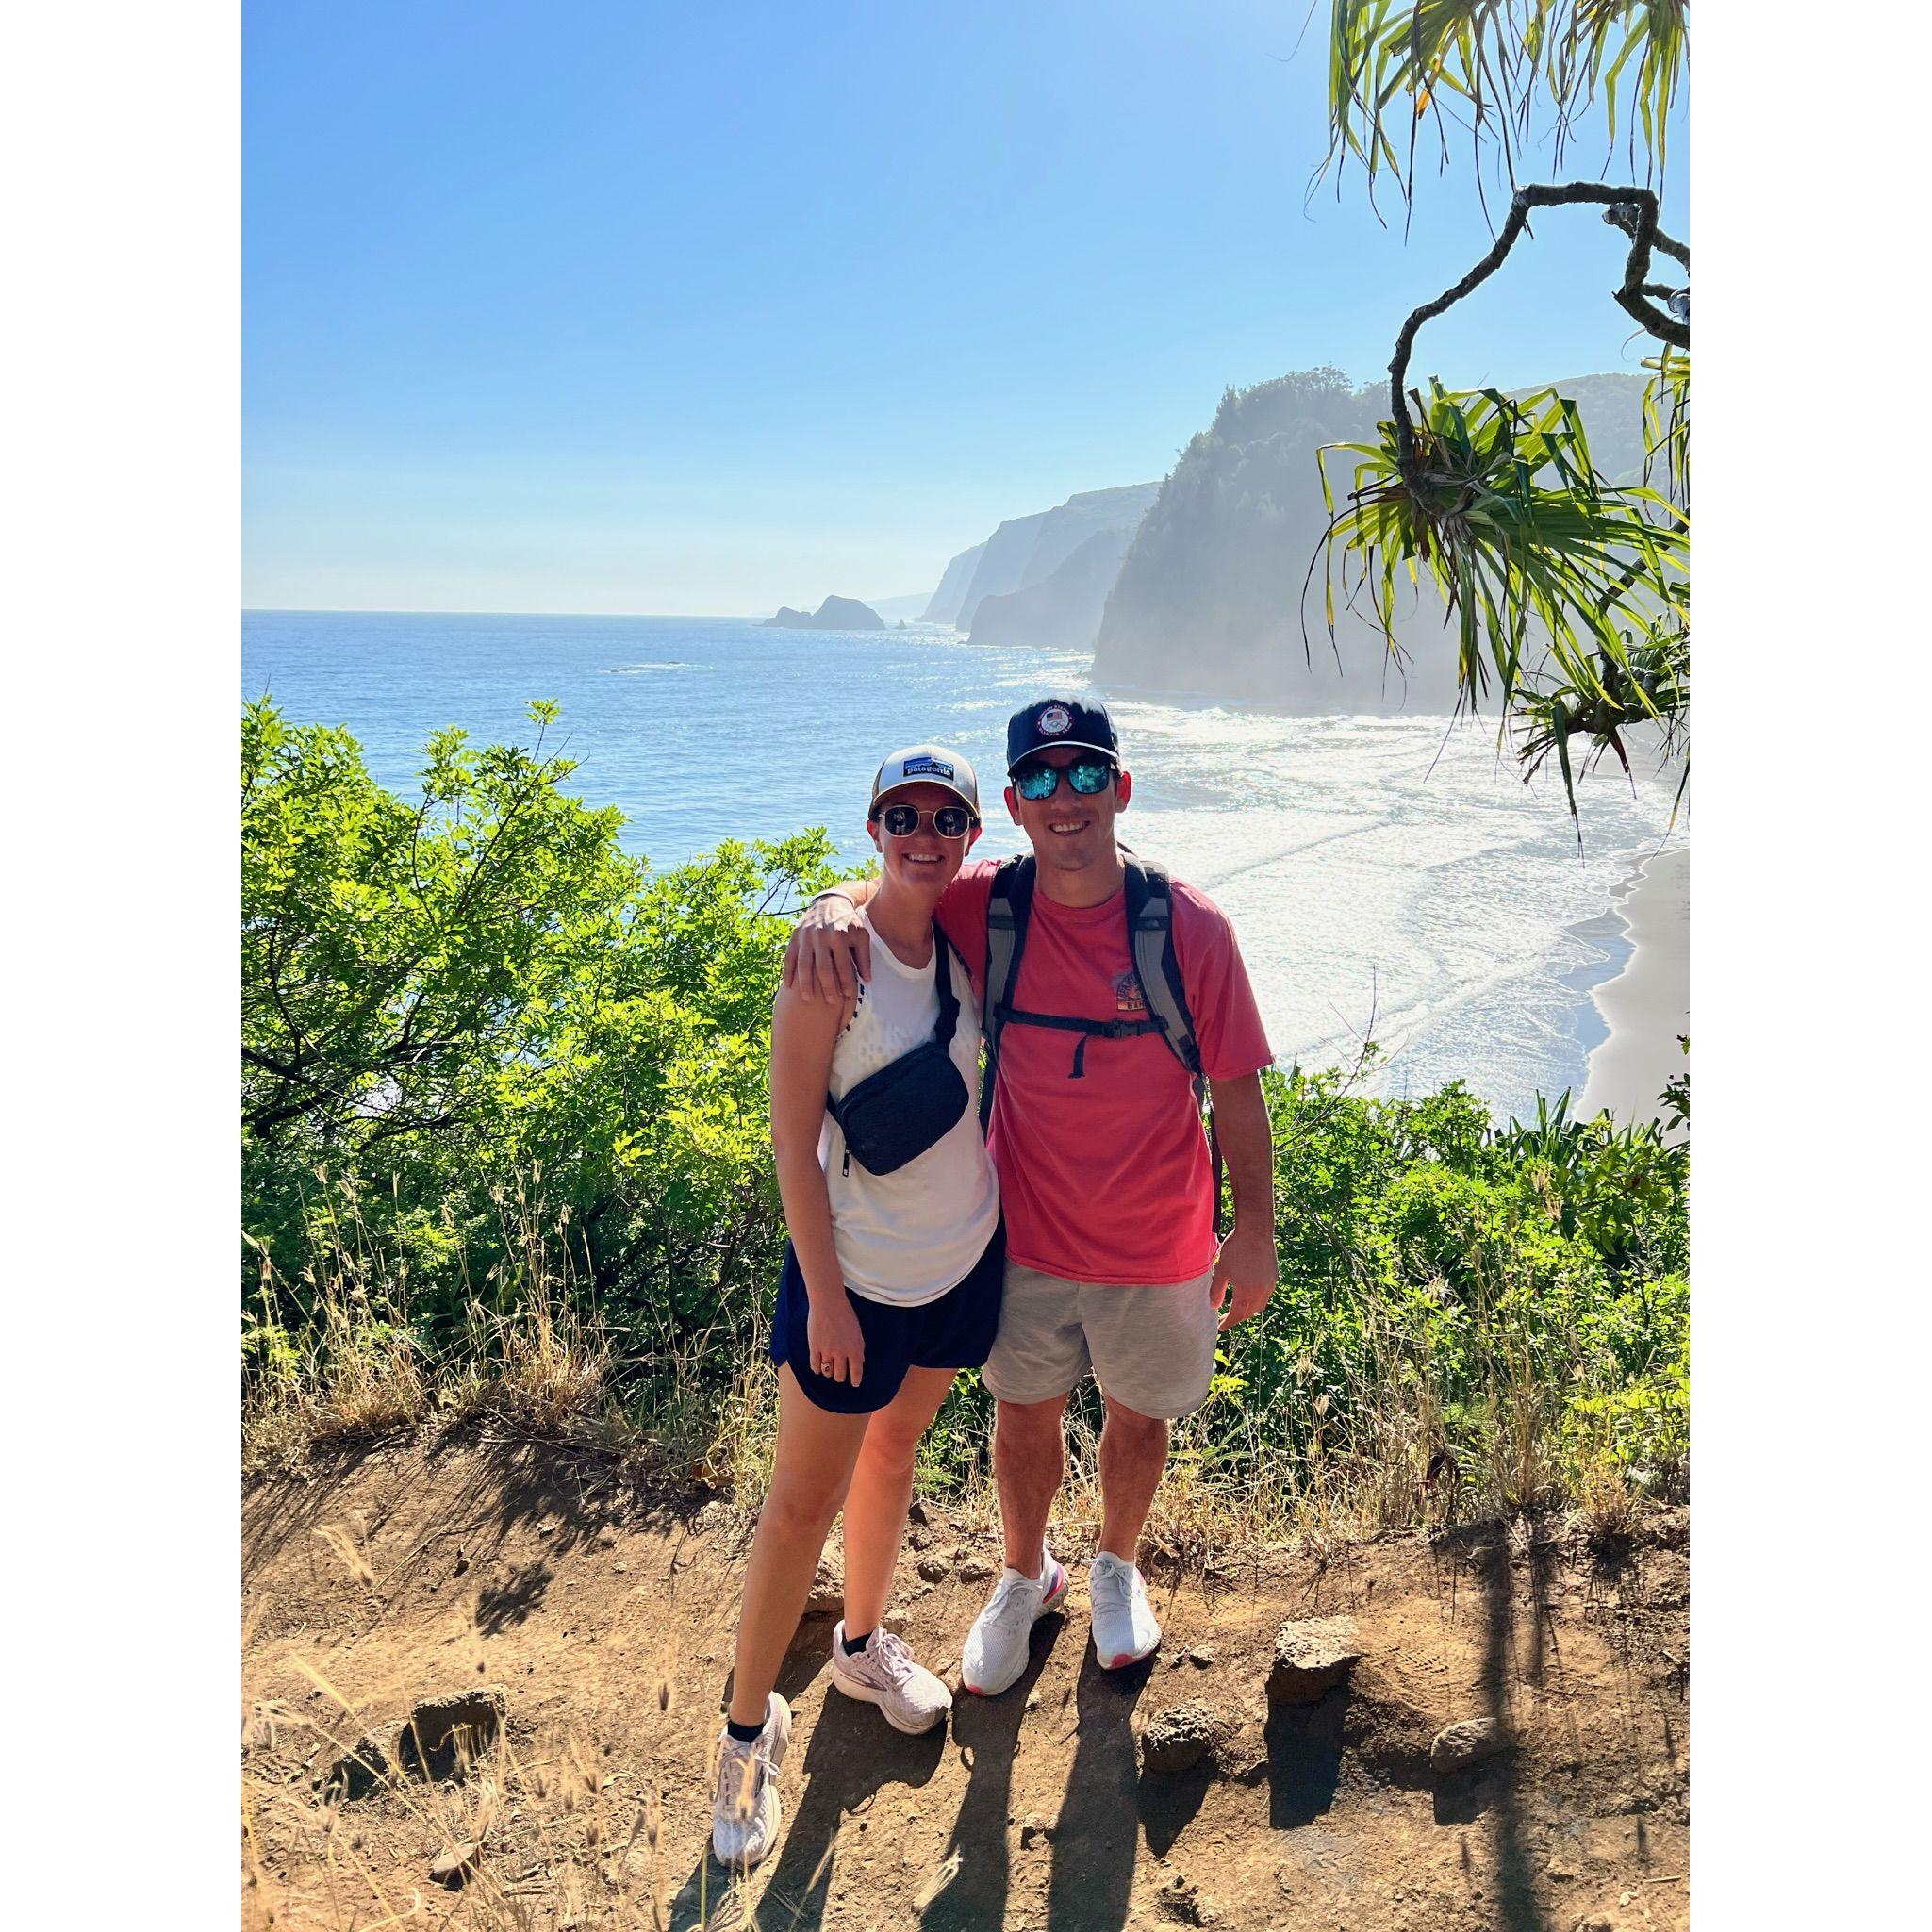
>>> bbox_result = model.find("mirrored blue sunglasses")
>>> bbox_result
[1014,755,1115,801]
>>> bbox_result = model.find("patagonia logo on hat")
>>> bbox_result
[869,742,982,818]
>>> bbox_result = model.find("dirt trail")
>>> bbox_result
[242,1436,1689,1931]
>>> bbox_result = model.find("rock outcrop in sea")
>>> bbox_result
[761,595,886,631]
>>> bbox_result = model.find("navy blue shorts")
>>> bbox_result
[770,1223,1005,1415]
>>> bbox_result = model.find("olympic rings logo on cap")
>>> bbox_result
[1038,703,1072,735]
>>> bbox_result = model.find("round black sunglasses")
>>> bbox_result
[878,802,974,837]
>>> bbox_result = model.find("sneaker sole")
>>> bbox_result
[828,1663,949,1734]
[960,1562,1069,1697]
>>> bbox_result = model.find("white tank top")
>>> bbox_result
[817,907,1000,1306]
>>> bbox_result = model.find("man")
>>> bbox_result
[785,694,1277,1692]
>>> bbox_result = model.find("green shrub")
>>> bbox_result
[243,700,837,1414]
[243,703,1690,1526]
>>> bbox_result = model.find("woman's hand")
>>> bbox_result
[806,1291,866,1386]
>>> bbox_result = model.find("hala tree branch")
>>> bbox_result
[1387,182,1690,476]
[1604,199,1690,270]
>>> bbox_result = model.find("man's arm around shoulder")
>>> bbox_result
[782,860,993,1006]
[782,878,879,1008]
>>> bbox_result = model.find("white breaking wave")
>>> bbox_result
[244,613,1685,1118]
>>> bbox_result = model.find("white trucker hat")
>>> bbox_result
[867,744,981,820]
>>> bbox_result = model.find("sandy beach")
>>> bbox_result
[1580,845,1690,1131]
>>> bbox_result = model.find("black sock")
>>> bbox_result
[842,1627,872,1655]
[725,1714,764,1743]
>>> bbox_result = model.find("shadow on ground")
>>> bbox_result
[916,1610,1067,1931]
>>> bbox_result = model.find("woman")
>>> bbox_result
[711,744,1002,1868]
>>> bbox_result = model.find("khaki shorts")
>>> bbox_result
[982,1261,1219,1420]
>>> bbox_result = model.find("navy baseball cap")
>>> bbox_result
[1004,695,1120,776]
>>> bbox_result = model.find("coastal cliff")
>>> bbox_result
[923,481,1159,635]
[966,522,1142,652]
[919,543,986,627]
[1093,367,1647,710]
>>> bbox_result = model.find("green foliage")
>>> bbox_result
[1315,378,1689,828]
[1097,364,1654,713]
[243,701,1688,1521]
[906,1062,1689,1522]
[1321,2,1688,207]
[1315,5,1691,828]
[1197,1064,1689,1517]
[242,702,840,1377]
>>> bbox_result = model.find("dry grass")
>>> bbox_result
[243,1518,716,1932]
[242,1240,1669,1928]
[247,1164,1653,1568]
[243,1174,772,1493]
[242,1642,846,1932]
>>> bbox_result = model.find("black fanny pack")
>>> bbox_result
[829,934,972,1175]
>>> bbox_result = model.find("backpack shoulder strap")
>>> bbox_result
[1123,856,1226,1236]
[1122,858,1202,1080]
[980,855,1034,1129]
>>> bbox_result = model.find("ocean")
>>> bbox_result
[242,610,1688,1122]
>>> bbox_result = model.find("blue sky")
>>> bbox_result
[244,0,1688,614]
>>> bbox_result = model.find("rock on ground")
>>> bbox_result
[1266,1615,1363,1704]
[429,1841,481,1888]
[1141,1701,1227,1775]
[1430,1714,1513,1773]
[804,1559,843,1615]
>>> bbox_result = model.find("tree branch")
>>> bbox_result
[1387,182,1690,476]
[1604,200,1690,269]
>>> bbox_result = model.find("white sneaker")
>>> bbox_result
[828,1622,952,1734]
[1088,1552,1161,1670]
[960,1551,1069,1697]
[709,1692,792,1868]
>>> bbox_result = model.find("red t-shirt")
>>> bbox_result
[935,857,1273,1285]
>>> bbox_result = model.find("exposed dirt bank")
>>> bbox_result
[243,1435,1689,1930]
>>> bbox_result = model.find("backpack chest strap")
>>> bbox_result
[993,1002,1169,1078]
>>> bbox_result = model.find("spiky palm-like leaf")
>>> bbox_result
[1313,380,1687,824]
[1322,0,1689,206]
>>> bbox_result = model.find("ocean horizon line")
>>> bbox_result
[241,604,949,622]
